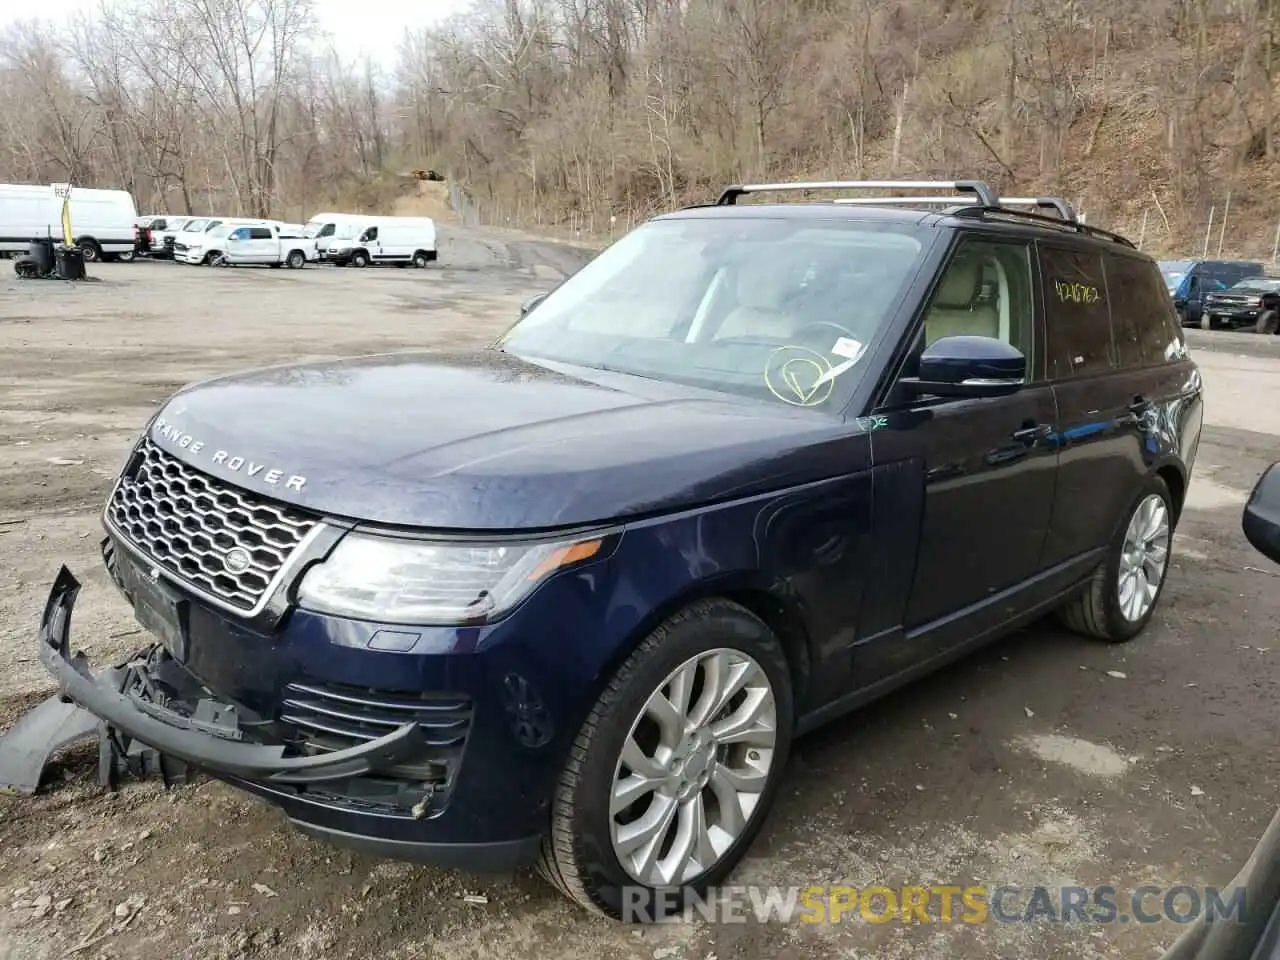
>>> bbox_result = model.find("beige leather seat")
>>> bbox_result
[925,254,1000,344]
[715,267,798,340]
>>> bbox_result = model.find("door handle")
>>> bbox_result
[1116,395,1152,427]
[1011,423,1054,444]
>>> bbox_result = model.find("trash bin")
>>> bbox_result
[26,236,54,276]
[55,245,85,280]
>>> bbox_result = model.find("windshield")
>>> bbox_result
[1229,278,1280,293]
[208,224,231,238]
[182,219,209,232]
[334,222,366,240]
[498,217,928,410]
[1158,260,1191,293]
[304,222,326,237]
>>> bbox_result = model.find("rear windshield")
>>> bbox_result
[499,216,928,411]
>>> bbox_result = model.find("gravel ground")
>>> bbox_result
[0,238,1277,960]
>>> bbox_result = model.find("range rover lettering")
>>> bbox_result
[37,178,1202,922]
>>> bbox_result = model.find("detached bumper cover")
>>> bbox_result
[38,566,430,785]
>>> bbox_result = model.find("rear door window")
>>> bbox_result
[1040,245,1114,379]
[1106,254,1186,367]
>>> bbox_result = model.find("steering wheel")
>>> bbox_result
[791,320,860,345]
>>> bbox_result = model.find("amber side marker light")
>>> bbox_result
[526,538,605,581]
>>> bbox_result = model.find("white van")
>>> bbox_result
[325,216,438,268]
[0,183,138,261]
[304,212,366,256]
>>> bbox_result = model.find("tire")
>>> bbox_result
[286,250,305,269]
[207,252,226,267]
[1257,311,1279,335]
[351,250,370,268]
[537,598,794,921]
[412,251,430,269]
[1057,474,1175,643]
[1200,312,1213,330]
[77,239,101,262]
[117,249,136,263]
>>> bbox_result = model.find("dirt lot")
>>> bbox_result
[1,239,1278,960]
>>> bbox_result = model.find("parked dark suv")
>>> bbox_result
[1158,258,1265,328]
[37,179,1203,921]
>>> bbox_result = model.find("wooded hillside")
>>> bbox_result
[1,0,1276,258]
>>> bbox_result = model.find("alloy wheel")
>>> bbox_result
[1117,493,1171,622]
[609,647,777,887]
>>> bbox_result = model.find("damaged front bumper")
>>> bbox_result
[33,565,544,871]
[39,567,429,785]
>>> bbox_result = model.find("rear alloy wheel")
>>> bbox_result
[1058,474,1174,642]
[412,251,430,268]
[1257,310,1279,335]
[538,599,793,921]
[77,239,101,262]
[286,250,305,269]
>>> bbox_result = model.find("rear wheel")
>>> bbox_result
[117,249,136,262]
[412,251,430,268]
[1057,474,1174,642]
[537,599,793,920]
[77,239,101,262]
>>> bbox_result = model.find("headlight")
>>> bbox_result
[296,532,607,625]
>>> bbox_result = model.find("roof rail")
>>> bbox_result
[950,205,1137,249]
[708,177,1135,248]
[999,197,1078,222]
[716,179,1001,209]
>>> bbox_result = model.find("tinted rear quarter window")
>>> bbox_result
[249,227,272,240]
[1106,254,1185,367]
[1040,245,1113,379]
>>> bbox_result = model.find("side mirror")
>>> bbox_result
[1243,462,1280,564]
[901,335,1026,399]
[520,293,548,317]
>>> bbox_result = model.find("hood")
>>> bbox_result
[147,350,868,530]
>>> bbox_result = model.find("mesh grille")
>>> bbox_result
[107,439,317,610]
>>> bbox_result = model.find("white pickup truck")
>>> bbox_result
[218,222,318,268]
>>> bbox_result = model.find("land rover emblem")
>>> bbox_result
[223,548,252,575]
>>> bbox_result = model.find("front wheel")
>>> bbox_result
[1258,310,1279,335]
[117,249,136,263]
[1057,474,1175,642]
[207,252,227,267]
[1200,312,1214,330]
[351,250,370,268]
[538,598,793,920]
[286,250,305,269]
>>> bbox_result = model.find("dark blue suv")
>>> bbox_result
[38,179,1203,921]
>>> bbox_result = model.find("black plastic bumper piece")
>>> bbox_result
[39,566,431,785]
[288,820,541,873]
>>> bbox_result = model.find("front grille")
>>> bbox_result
[107,439,317,611]
[280,682,473,750]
